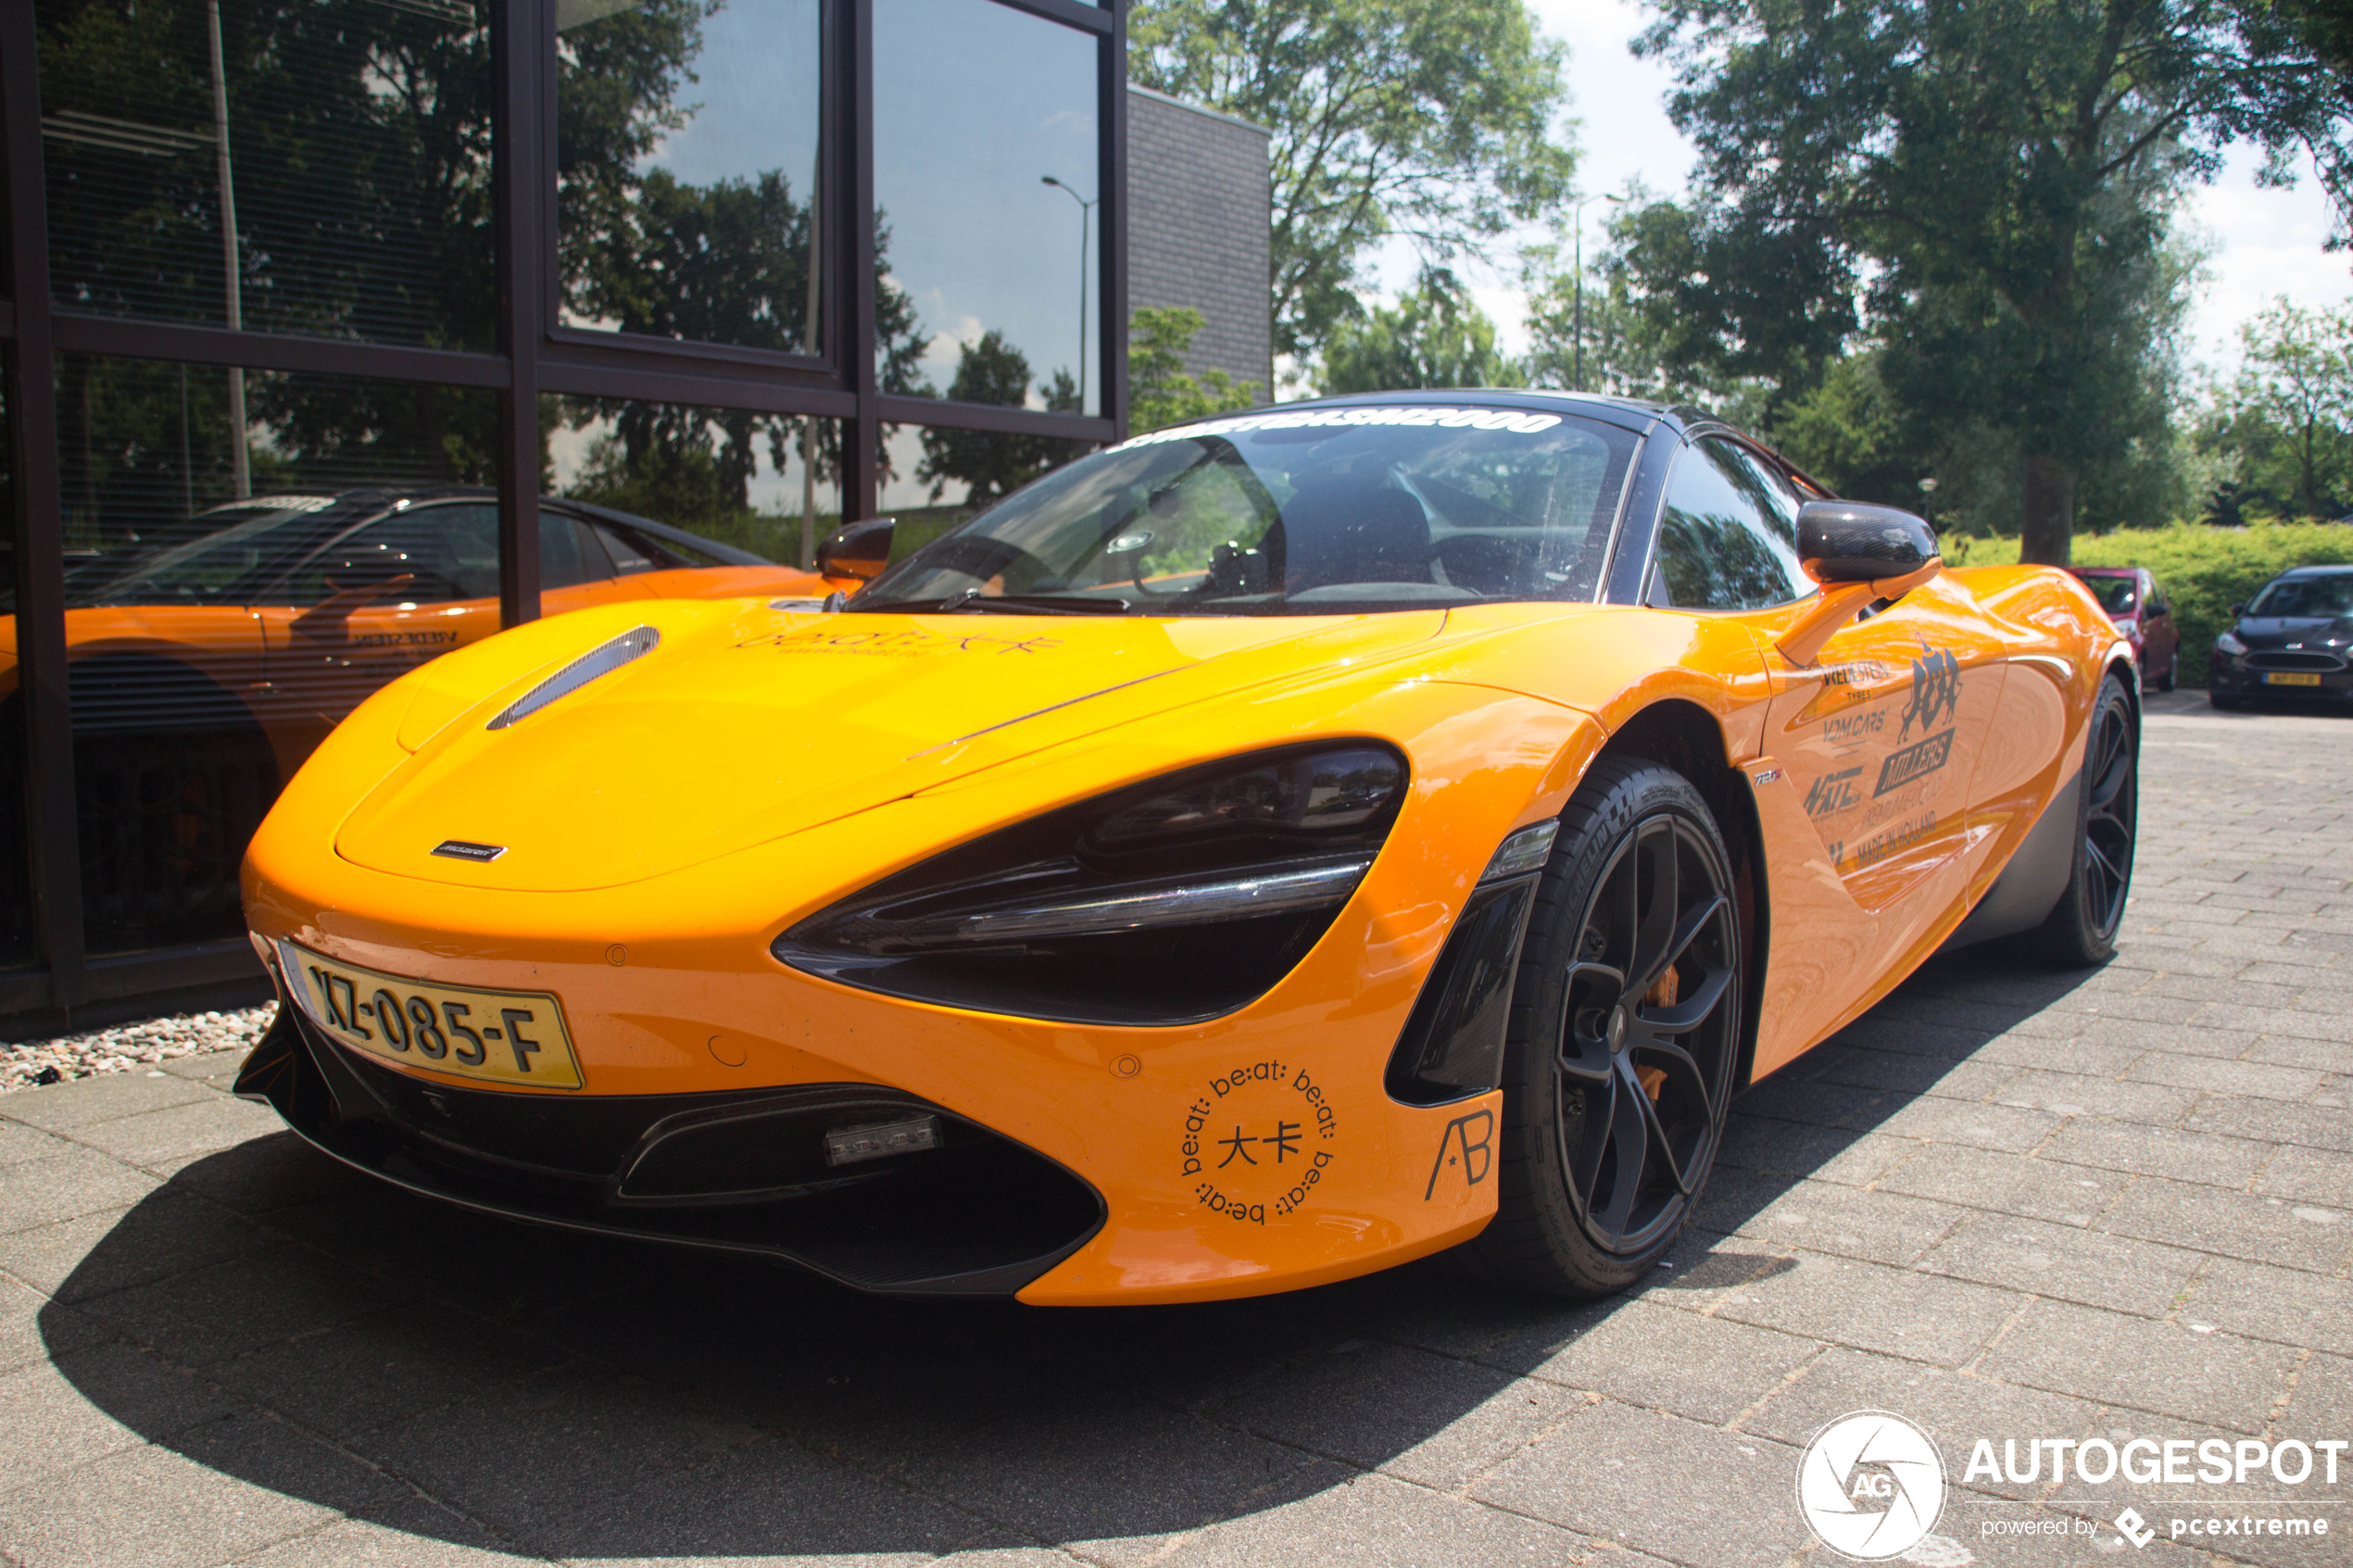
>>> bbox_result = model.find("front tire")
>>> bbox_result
[1456,759,1742,1298]
[2034,677,2138,967]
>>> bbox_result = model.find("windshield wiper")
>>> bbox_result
[940,590,1134,615]
[846,589,1133,616]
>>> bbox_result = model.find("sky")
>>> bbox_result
[1381,0,2353,379]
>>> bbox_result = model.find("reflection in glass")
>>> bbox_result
[875,0,1101,415]
[0,389,31,969]
[557,0,824,356]
[37,0,494,350]
[547,395,841,570]
[51,357,495,953]
[1651,441,1806,611]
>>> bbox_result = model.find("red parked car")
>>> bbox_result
[2069,566,2180,692]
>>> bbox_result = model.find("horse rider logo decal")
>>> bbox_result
[1899,645,1960,740]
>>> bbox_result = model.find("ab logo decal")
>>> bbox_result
[1424,1109,1494,1199]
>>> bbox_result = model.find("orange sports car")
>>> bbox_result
[234,393,2137,1305]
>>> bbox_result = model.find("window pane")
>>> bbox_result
[546,394,841,571]
[875,0,1101,416]
[1651,440,1806,611]
[0,386,31,970]
[38,0,494,348]
[557,0,824,355]
[55,355,497,956]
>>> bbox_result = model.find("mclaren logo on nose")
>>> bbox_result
[431,840,509,862]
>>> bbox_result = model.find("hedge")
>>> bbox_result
[1948,523,2353,685]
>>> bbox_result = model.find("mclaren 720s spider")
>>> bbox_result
[234,391,2139,1305]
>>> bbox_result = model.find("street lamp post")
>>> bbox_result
[1567,193,1621,394]
[1041,175,1098,412]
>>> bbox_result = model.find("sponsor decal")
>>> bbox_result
[1423,1109,1494,1200]
[735,625,1061,657]
[1843,810,1938,872]
[1792,659,1896,724]
[1874,728,1956,797]
[1805,767,1864,818]
[1821,709,1885,750]
[1178,1060,1339,1224]
[1116,405,1562,449]
[1900,644,1962,739]
[1798,1411,1947,1560]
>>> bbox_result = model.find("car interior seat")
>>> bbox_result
[1278,480,1433,592]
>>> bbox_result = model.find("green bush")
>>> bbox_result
[1947,523,2353,684]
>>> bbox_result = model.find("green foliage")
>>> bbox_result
[1128,307,1263,433]
[2197,299,2353,520]
[1959,521,2353,679]
[915,333,1086,507]
[1319,274,1521,394]
[1621,0,2352,562]
[1128,0,1576,363]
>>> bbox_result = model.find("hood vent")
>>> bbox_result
[487,625,660,730]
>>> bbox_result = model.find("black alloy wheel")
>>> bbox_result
[2035,676,2138,966]
[1458,759,1743,1298]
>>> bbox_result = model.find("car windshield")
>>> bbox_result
[851,405,1641,616]
[2248,574,2353,619]
[2075,573,2138,614]
[69,496,374,608]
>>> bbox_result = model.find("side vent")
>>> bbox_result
[1385,822,1554,1106]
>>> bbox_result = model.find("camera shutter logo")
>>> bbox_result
[1797,1411,1947,1560]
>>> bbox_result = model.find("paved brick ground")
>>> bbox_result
[0,692,2347,1568]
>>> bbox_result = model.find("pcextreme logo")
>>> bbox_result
[1798,1411,1947,1560]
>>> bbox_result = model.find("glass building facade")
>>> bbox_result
[1,0,1128,1027]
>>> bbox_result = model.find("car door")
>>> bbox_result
[1675,444,2008,1072]
[2142,573,2179,682]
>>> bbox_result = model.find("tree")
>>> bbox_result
[1626,0,2353,561]
[1127,0,1576,363]
[915,334,1084,508]
[2202,300,2353,518]
[1128,307,1264,433]
[1319,273,1521,393]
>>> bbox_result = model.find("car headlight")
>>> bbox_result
[773,743,1408,1024]
[2214,631,2247,657]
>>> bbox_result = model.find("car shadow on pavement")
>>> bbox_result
[35,940,2096,1559]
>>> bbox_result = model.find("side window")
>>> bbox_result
[1647,440,1807,610]
[1725,445,1804,552]
[588,520,709,575]
[287,504,499,605]
[538,510,593,591]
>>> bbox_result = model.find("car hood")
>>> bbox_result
[2233,616,2353,649]
[333,604,1455,892]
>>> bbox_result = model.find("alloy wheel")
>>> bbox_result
[2081,698,2137,938]
[1553,815,1739,1255]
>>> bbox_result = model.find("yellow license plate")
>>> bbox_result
[2264,671,2323,687]
[279,942,584,1089]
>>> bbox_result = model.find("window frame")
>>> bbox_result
[0,0,1132,1020]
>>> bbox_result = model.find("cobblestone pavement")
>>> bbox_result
[0,692,2347,1568]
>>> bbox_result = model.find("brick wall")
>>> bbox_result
[1125,84,1273,404]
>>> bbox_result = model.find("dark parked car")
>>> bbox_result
[2208,564,2353,709]
[2068,566,2180,692]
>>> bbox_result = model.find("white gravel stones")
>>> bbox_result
[1,1004,276,1092]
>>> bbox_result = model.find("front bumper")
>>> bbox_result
[2209,654,2353,698]
[237,1005,1105,1296]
